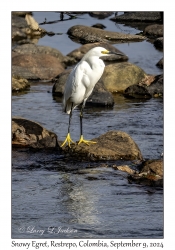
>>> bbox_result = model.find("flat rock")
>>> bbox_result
[12,117,58,149]
[60,130,143,161]
[67,42,128,64]
[111,12,162,22]
[101,62,147,92]
[52,70,114,107]
[12,76,30,92]
[67,25,145,44]
[12,54,64,80]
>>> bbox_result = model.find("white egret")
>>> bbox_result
[61,46,124,148]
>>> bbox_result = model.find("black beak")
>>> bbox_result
[108,51,124,56]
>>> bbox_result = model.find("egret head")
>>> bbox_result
[85,46,124,58]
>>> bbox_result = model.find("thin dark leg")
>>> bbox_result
[80,102,85,137]
[68,103,73,133]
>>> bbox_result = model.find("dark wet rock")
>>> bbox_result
[12,54,64,80]
[124,85,152,99]
[86,81,114,107]
[124,74,163,98]
[67,25,145,44]
[67,42,128,64]
[144,24,163,38]
[128,159,163,187]
[52,70,114,107]
[12,117,58,149]
[154,37,163,49]
[60,130,143,161]
[111,12,163,23]
[156,58,163,69]
[12,76,30,92]
[92,23,106,29]
[101,62,147,93]
[89,12,114,19]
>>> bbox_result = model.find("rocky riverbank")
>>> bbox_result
[12,11,163,187]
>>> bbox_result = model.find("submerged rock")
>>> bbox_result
[60,130,143,161]
[12,54,64,80]
[67,42,128,64]
[101,62,147,93]
[12,117,58,149]
[52,70,114,107]
[67,25,145,44]
[128,159,163,187]
[12,76,30,92]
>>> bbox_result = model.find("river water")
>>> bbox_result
[12,12,163,239]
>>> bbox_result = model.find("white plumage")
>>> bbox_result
[61,46,123,147]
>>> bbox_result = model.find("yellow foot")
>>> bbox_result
[78,135,97,146]
[61,133,75,148]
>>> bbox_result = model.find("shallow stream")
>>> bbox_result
[12,12,163,239]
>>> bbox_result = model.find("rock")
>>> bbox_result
[124,74,163,98]
[101,62,147,93]
[156,58,163,69]
[86,81,114,107]
[128,159,163,187]
[12,54,65,80]
[12,11,33,17]
[112,165,137,175]
[12,13,46,42]
[67,25,145,44]
[60,130,143,161]
[12,26,27,41]
[12,44,67,67]
[111,12,162,23]
[67,42,128,64]
[91,23,106,29]
[144,24,163,38]
[89,12,114,19]
[12,76,30,92]
[12,117,58,149]
[12,65,40,80]
[52,70,114,107]
[154,37,163,49]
